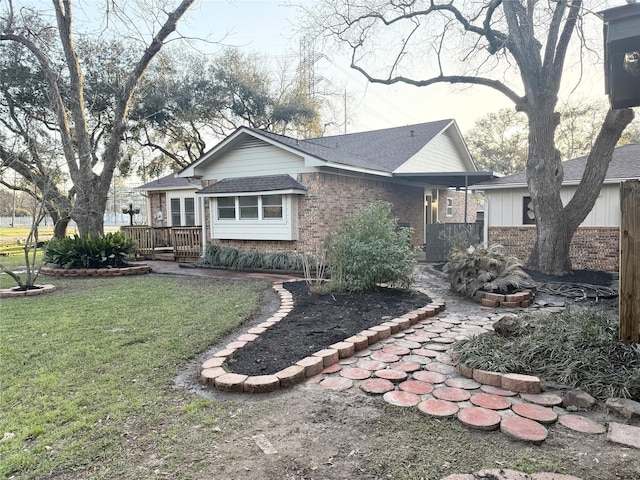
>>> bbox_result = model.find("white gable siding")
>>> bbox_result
[394,131,469,173]
[486,184,621,227]
[199,140,314,180]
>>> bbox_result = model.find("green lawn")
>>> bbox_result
[0,274,267,479]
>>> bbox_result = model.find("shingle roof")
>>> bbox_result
[198,174,308,194]
[473,143,640,189]
[136,173,194,190]
[249,119,454,173]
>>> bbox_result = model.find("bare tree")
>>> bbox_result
[307,0,634,275]
[0,0,195,238]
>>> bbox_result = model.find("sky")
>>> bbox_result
[174,0,619,135]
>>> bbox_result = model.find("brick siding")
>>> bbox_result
[436,189,478,224]
[488,226,619,271]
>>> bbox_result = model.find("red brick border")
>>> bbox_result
[39,265,152,277]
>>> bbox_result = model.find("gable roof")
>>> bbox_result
[135,172,196,191]
[472,143,640,190]
[198,174,308,195]
[178,119,476,179]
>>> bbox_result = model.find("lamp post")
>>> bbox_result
[122,203,140,226]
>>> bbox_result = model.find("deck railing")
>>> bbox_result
[121,226,201,261]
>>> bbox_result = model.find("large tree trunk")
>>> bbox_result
[526,107,634,274]
[73,174,110,238]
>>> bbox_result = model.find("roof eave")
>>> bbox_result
[197,188,308,197]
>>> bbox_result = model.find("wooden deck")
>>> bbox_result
[121,226,201,262]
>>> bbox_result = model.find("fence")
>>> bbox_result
[424,223,483,263]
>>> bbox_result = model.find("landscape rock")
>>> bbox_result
[563,389,596,410]
[492,314,521,337]
[607,422,640,449]
[605,397,640,419]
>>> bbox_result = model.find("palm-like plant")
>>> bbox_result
[444,244,535,299]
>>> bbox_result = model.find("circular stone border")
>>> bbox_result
[0,284,56,298]
[39,265,152,277]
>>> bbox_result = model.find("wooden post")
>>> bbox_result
[619,180,640,344]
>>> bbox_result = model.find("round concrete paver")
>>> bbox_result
[520,393,563,406]
[374,369,408,383]
[382,345,411,356]
[422,343,449,351]
[470,393,512,410]
[371,352,400,363]
[445,377,482,390]
[558,414,606,434]
[411,348,439,358]
[383,390,421,407]
[391,361,422,372]
[423,326,447,333]
[395,339,422,349]
[399,380,435,395]
[319,377,353,391]
[357,360,388,371]
[339,367,372,380]
[458,406,502,430]
[500,416,549,443]
[403,354,432,365]
[511,402,558,424]
[480,385,518,397]
[431,336,456,344]
[432,386,472,402]
[418,399,459,417]
[425,362,458,375]
[412,370,447,384]
[322,364,342,374]
[359,378,395,395]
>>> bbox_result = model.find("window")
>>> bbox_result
[262,195,283,219]
[523,196,536,224]
[184,198,195,226]
[239,196,259,219]
[446,197,453,217]
[170,198,181,226]
[217,197,236,219]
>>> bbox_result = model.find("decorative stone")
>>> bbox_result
[469,393,512,410]
[399,380,434,395]
[473,369,503,387]
[520,393,563,406]
[359,378,395,394]
[500,416,548,443]
[607,422,640,449]
[511,403,558,424]
[418,399,459,417]
[558,414,606,434]
[458,407,502,430]
[296,356,325,377]
[605,397,640,419]
[319,377,353,391]
[339,367,371,380]
[383,390,421,407]
[243,375,280,393]
[413,370,446,384]
[563,389,596,410]
[432,387,471,402]
[501,373,541,393]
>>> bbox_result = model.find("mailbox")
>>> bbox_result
[600,3,640,109]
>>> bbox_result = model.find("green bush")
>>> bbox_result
[443,244,535,299]
[328,201,416,292]
[43,232,135,269]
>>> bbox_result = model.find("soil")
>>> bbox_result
[169,266,638,480]
[226,281,431,376]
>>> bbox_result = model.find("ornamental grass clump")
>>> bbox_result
[200,244,304,271]
[328,201,416,292]
[453,309,640,401]
[444,243,535,299]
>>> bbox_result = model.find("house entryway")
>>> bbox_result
[424,223,483,263]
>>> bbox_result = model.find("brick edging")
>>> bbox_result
[479,290,533,309]
[39,265,152,277]
[456,362,542,394]
[0,284,57,298]
[201,283,446,394]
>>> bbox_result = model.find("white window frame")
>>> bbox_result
[215,195,285,222]
[445,197,453,217]
[167,194,199,227]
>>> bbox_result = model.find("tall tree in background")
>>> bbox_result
[0,0,194,238]
[468,101,640,175]
[309,0,634,275]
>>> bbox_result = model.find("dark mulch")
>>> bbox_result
[524,269,616,287]
[226,281,431,376]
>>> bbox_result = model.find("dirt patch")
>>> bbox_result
[226,281,430,376]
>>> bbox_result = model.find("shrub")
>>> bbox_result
[44,232,135,269]
[328,201,416,292]
[444,243,535,299]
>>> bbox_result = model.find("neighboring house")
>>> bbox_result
[472,143,640,271]
[136,120,492,257]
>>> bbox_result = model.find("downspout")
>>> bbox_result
[464,174,469,225]
[200,196,206,258]
[483,194,489,247]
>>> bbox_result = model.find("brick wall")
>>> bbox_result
[205,172,424,256]
[488,226,619,271]
[436,189,478,224]
[148,192,167,227]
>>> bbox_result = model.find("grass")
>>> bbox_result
[452,309,640,401]
[0,274,267,479]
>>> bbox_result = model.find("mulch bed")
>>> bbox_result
[226,281,431,376]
